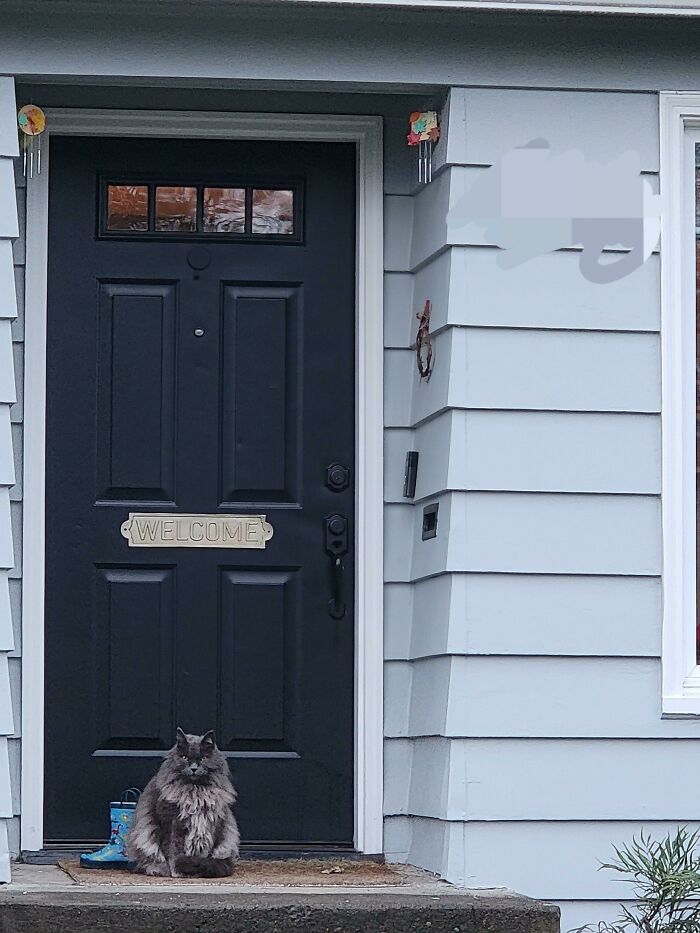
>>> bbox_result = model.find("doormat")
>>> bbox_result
[57,859,407,886]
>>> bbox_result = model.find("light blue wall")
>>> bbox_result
[0,76,21,881]
[382,86,667,931]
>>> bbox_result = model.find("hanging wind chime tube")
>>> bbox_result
[407,110,440,185]
[17,104,46,178]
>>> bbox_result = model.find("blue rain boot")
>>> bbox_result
[80,788,140,869]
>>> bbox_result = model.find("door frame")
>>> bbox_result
[20,108,384,854]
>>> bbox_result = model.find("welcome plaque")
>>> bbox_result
[120,513,274,549]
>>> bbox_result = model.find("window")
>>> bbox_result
[102,181,299,240]
[660,95,700,715]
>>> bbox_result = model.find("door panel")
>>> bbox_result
[96,283,178,503]
[44,136,355,845]
[94,567,175,749]
[219,569,297,746]
[220,286,301,504]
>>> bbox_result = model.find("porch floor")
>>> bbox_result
[0,863,560,932]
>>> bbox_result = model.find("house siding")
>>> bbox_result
[383,86,666,930]
[0,75,19,882]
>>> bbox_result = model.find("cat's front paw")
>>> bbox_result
[144,864,171,877]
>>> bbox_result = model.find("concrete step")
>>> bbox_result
[0,889,560,933]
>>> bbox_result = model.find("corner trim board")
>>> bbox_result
[660,93,700,716]
[20,108,384,854]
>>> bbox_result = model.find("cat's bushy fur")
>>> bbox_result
[125,728,240,878]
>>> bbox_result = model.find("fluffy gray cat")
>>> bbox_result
[125,728,240,878]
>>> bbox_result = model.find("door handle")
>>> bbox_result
[324,513,348,620]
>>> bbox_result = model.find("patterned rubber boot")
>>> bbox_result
[80,789,140,869]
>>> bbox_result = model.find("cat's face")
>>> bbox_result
[172,728,218,782]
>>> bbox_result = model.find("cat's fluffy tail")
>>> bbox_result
[174,855,234,878]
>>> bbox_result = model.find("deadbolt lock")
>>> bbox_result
[326,462,350,492]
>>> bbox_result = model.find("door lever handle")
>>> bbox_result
[324,513,348,620]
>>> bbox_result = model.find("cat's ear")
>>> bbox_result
[176,727,188,754]
[201,730,216,756]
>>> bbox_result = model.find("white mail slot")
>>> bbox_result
[120,513,274,549]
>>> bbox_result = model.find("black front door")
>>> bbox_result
[44,136,355,846]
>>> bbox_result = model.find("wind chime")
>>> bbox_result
[407,110,440,184]
[17,104,46,178]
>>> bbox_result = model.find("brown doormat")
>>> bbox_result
[58,859,406,886]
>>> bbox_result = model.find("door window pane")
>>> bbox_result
[106,185,149,231]
[252,189,294,235]
[203,187,246,233]
[155,186,197,232]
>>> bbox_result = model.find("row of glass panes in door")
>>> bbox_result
[106,184,294,235]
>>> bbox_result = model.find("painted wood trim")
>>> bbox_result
[20,108,384,854]
[147,0,700,15]
[19,133,48,853]
[659,93,700,717]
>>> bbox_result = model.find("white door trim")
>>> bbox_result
[21,108,384,854]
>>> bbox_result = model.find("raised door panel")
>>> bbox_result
[96,283,177,503]
[218,569,300,752]
[92,567,175,752]
[220,285,301,505]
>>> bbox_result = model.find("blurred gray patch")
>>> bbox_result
[447,140,660,284]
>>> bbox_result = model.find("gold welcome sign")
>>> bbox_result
[121,513,274,549]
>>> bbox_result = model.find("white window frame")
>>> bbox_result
[660,94,700,715]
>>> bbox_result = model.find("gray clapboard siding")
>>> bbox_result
[385,411,660,499]
[8,580,19,658]
[384,415,452,502]
[8,502,20,580]
[384,272,414,348]
[384,195,414,272]
[410,492,660,579]
[558,901,632,933]
[385,573,661,659]
[384,816,464,881]
[458,820,700,899]
[386,736,700,823]
[446,739,700,822]
[383,504,414,583]
[443,657,700,739]
[383,738,413,814]
[413,165,660,263]
[410,328,661,423]
[432,246,660,333]
[383,350,414,428]
[384,737,452,818]
[0,323,15,406]
[9,425,20,502]
[9,345,21,424]
[0,577,12,655]
[10,267,22,343]
[384,656,700,738]
[383,583,413,660]
[0,494,11,573]
[0,244,16,320]
[0,410,13,489]
[448,88,659,172]
[453,410,660,495]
